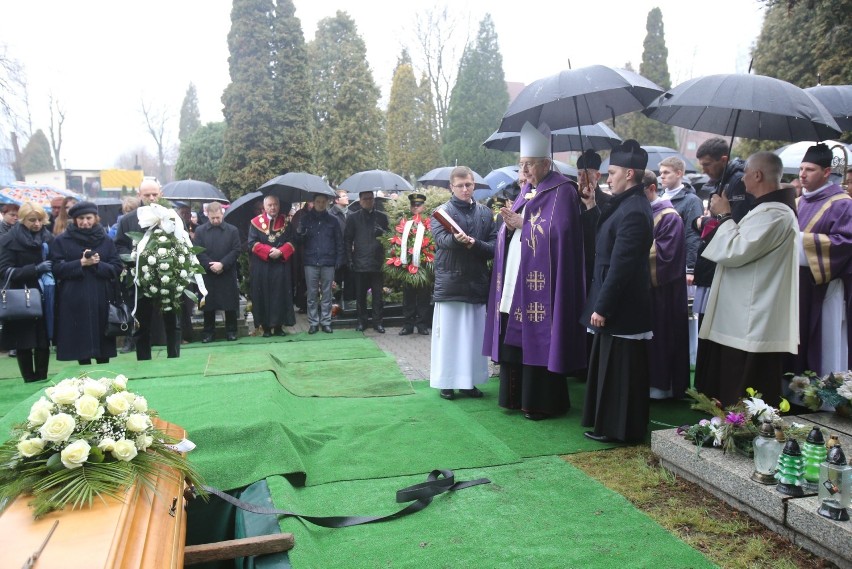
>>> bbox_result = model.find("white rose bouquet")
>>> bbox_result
[0,374,205,518]
[124,202,207,312]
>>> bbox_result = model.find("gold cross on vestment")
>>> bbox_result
[526,271,545,291]
[527,302,545,323]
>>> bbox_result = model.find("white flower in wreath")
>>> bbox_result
[159,262,170,270]
[149,285,158,293]
[82,378,108,398]
[158,235,168,243]
[178,255,186,264]
[27,397,55,426]
[61,439,91,469]
[180,269,188,278]
[120,390,136,405]
[98,437,116,452]
[39,413,76,442]
[147,255,156,265]
[157,247,168,257]
[49,379,81,405]
[132,396,148,413]
[141,265,150,273]
[126,413,150,433]
[161,275,170,284]
[74,394,104,422]
[130,251,137,260]
[106,392,131,415]
[17,437,45,457]
[111,439,138,462]
[161,288,170,295]
[176,285,185,292]
[838,382,852,401]
[135,434,153,451]
[154,228,164,234]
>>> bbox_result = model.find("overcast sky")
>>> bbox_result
[2,0,765,169]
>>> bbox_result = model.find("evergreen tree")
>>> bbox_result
[308,11,384,186]
[178,83,201,143]
[413,72,442,177]
[175,122,225,189]
[625,7,676,148]
[736,0,852,154]
[19,129,54,175]
[219,0,313,199]
[386,55,419,181]
[441,14,508,175]
[219,0,277,198]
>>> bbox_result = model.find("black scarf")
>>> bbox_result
[65,223,106,248]
[9,222,51,251]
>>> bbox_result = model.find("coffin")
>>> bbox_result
[0,419,188,569]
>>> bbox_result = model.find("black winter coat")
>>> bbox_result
[49,225,123,361]
[193,221,242,312]
[431,197,497,304]
[295,209,344,267]
[582,184,654,335]
[344,207,389,272]
[0,224,52,350]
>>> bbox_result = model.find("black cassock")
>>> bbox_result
[194,221,241,312]
[247,213,296,329]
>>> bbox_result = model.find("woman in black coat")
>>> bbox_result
[0,203,53,381]
[49,202,123,364]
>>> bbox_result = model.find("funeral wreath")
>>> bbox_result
[0,374,205,518]
[787,370,852,415]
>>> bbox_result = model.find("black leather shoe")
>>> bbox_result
[439,389,454,400]
[275,328,288,336]
[399,327,413,336]
[583,431,616,443]
[418,326,431,335]
[461,387,484,398]
[322,325,333,334]
[226,333,237,341]
[355,324,365,332]
[374,325,385,334]
[308,325,319,335]
[262,331,272,338]
[202,335,214,344]
[524,412,547,421]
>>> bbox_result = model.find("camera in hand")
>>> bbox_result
[84,250,94,258]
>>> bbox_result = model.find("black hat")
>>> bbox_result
[576,149,602,170]
[68,201,98,218]
[408,192,426,206]
[802,143,833,168]
[609,139,648,171]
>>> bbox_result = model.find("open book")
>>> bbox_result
[432,207,463,235]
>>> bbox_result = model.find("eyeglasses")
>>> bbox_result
[518,160,540,170]
[452,183,475,190]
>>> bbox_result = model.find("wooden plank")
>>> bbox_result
[184,534,295,565]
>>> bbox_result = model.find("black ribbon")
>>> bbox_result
[200,469,490,528]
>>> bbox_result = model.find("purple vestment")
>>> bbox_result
[648,200,690,398]
[482,171,586,375]
[797,184,852,374]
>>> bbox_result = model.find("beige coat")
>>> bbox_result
[699,201,799,354]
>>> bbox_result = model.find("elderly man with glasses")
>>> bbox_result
[483,122,588,421]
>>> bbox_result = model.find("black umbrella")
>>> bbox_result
[417,167,489,190]
[805,85,852,132]
[339,169,413,193]
[161,180,229,203]
[222,191,264,245]
[643,74,842,142]
[600,146,698,175]
[484,122,623,152]
[258,172,336,203]
[499,65,664,133]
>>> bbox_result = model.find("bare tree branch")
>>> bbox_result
[140,98,170,182]
[48,93,66,169]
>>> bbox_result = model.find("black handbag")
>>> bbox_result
[0,269,43,321]
[105,280,134,337]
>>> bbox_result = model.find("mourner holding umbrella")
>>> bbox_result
[193,202,242,342]
[49,201,123,365]
[0,203,53,382]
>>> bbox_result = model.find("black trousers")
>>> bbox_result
[203,310,237,336]
[17,348,50,382]
[353,271,384,327]
[401,284,432,330]
[134,295,181,360]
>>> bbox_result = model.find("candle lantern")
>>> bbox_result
[801,426,826,493]
[752,422,783,484]
[817,444,852,521]
[775,438,805,497]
